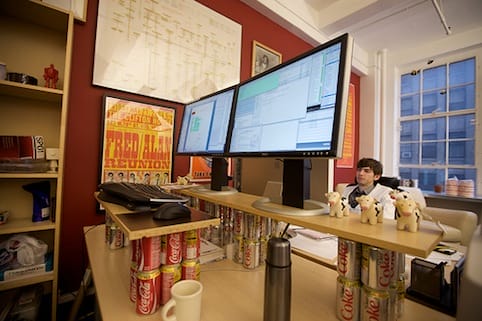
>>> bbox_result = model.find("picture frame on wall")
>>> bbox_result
[251,41,282,76]
[99,95,176,189]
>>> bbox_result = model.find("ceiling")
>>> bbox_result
[242,0,482,55]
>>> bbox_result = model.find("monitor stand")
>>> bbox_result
[251,159,329,216]
[193,157,238,195]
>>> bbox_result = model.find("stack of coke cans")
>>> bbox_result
[129,229,202,315]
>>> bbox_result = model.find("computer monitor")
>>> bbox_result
[226,33,353,214]
[176,86,237,192]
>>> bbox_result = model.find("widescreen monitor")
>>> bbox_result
[176,86,237,192]
[227,33,353,159]
[227,33,353,213]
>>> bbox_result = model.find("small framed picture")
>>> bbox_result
[251,41,282,76]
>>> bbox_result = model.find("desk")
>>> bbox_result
[84,225,454,321]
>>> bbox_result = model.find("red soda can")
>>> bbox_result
[160,264,181,305]
[360,285,392,321]
[336,276,360,321]
[138,236,161,271]
[161,233,182,265]
[136,269,161,315]
[337,238,361,280]
[129,262,138,302]
[131,239,140,265]
[361,245,397,290]
[181,259,200,280]
[183,229,201,260]
[108,226,124,249]
[243,238,260,269]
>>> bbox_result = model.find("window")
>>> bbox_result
[399,57,477,191]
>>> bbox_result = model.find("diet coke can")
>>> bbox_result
[337,238,361,280]
[360,285,392,321]
[161,232,182,265]
[138,236,161,271]
[243,238,260,269]
[181,259,200,280]
[233,235,243,264]
[160,264,181,305]
[361,245,397,290]
[336,276,360,321]
[233,210,244,236]
[136,269,161,315]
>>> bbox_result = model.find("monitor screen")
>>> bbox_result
[227,33,353,158]
[177,86,237,156]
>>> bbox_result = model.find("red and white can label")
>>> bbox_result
[361,245,397,290]
[136,269,161,315]
[243,238,260,269]
[129,263,138,303]
[138,236,161,271]
[161,233,183,265]
[336,276,360,321]
[183,229,201,260]
[360,285,392,321]
[337,238,361,280]
[181,259,200,280]
[160,264,181,305]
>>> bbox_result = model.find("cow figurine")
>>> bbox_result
[394,197,421,232]
[356,194,383,225]
[325,191,349,218]
[389,189,411,201]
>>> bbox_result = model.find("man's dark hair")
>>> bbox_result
[357,158,383,176]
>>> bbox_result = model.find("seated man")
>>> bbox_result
[341,158,395,219]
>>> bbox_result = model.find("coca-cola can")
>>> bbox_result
[108,226,124,250]
[161,232,182,265]
[131,239,141,265]
[181,259,200,280]
[361,245,397,290]
[160,264,181,305]
[360,285,392,321]
[233,235,243,264]
[244,213,260,239]
[233,210,244,236]
[337,238,361,280]
[243,238,260,269]
[129,262,138,302]
[336,276,360,321]
[259,236,268,265]
[136,269,161,315]
[183,229,201,260]
[259,216,271,238]
[390,275,405,319]
[138,236,161,271]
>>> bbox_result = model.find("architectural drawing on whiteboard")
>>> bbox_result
[93,0,242,103]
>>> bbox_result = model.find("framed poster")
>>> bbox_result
[100,96,175,188]
[336,84,356,168]
[189,157,232,182]
[251,41,282,76]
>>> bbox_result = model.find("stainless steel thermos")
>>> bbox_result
[263,237,291,321]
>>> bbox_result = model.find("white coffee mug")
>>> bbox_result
[160,280,203,321]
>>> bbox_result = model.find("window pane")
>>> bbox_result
[449,58,475,85]
[449,84,475,111]
[449,141,474,165]
[400,120,419,141]
[401,73,420,94]
[449,114,475,139]
[419,169,445,191]
[422,142,445,165]
[401,94,420,116]
[422,90,446,113]
[399,167,419,185]
[422,117,445,140]
[423,65,446,90]
[448,168,476,181]
[400,143,419,164]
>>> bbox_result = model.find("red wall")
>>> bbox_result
[60,0,359,292]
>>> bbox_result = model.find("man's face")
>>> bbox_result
[356,167,380,187]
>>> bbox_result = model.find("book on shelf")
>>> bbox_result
[0,136,45,160]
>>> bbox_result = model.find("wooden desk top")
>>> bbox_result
[84,225,454,321]
[180,189,443,257]
[95,193,220,239]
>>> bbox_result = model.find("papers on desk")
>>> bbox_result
[288,228,338,264]
[407,243,464,266]
[199,238,225,264]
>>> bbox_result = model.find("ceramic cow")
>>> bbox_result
[394,197,421,232]
[356,194,383,225]
[325,191,349,218]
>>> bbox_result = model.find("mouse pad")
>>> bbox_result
[117,209,213,232]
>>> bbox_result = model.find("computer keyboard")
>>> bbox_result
[98,182,188,210]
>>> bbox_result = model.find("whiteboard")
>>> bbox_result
[93,0,242,103]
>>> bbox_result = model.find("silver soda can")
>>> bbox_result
[259,236,268,265]
[243,238,260,269]
[336,276,360,321]
[244,213,261,239]
[337,238,361,280]
[233,235,244,264]
[259,216,272,238]
[361,245,397,290]
[360,285,391,321]
[233,210,244,236]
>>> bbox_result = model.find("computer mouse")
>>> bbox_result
[152,203,191,220]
